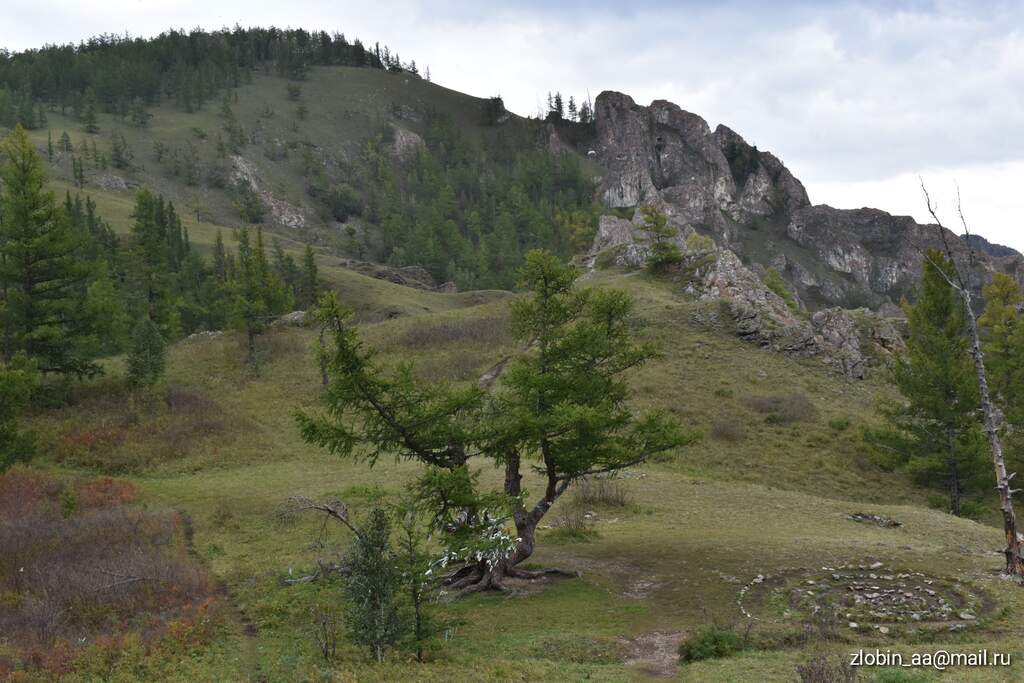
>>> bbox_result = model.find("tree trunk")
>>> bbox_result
[246,326,257,369]
[950,458,961,517]
[963,298,1024,575]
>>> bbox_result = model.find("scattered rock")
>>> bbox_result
[273,310,307,327]
[185,330,224,341]
[847,513,902,528]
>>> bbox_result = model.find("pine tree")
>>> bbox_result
[299,244,320,308]
[642,205,681,270]
[129,97,151,127]
[47,130,53,161]
[81,89,99,133]
[213,230,228,281]
[110,130,133,170]
[126,189,173,329]
[567,96,577,122]
[875,251,987,516]
[126,316,166,388]
[0,126,100,377]
[230,227,291,367]
[343,507,405,662]
[59,131,72,153]
[85,263,130,355]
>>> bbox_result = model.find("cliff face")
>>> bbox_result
[590,91,1024,311]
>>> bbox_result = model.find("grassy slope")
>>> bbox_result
[8,68,1024,681]
[24,269,1024,682]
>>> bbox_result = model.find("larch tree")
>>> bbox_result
[879,251,987,517]
[919,184,1024,575]
[126,315,166,389]
[298,250,688,592]
[0,125,100,377]
[299,244,321,309]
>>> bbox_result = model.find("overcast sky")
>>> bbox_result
[6,0,1024,249]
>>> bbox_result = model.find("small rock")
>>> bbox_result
[848,622,859,629]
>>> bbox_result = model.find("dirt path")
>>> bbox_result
[180,511,267,683]
[620,630,684,677]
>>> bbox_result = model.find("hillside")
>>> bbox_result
[3,29,1024,683]
[5,270,1021,681]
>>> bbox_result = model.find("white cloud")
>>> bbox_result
[4,0,1024,249]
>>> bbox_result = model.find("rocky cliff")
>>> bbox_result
[589,91,1024,313]
[584,91,1024,376]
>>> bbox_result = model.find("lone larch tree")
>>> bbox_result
[298,250,688,591]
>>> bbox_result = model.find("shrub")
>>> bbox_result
[828,418,851,431]
[686,232,715,253]
[547,505,598,543]
[678,624,745,663]
[764,267,798,310]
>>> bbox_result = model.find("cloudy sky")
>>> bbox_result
[6,0,1024,248]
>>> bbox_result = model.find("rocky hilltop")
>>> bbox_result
[584,91,1024,376]
[589,91,1023,312]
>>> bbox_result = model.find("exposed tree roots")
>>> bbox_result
[445,562,575,595]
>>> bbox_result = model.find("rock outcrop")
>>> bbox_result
[681,248,904,378]
[590,91,1024,312]
[230,155,307,229]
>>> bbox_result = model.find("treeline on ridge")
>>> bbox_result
[0,26,415,128]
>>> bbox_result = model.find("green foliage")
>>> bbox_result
[763,267,797,310]
[871,251,987,516]
[722,138,761,188]
[233,180,264,223]
[641,205,682,270]
[0,354,38,472]
[84,265,130,355]
[299,244,321,309]
[0,28,392,119]
[0,126,102,377]
[230,227,293,367]
[300,251,688,578]
[127,316,167,388]
[343,507,405,662]
[677,624,745,663]
[110,130,134,170]
[355,113,595,289]
[686,232,715,253]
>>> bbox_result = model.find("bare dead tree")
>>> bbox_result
[920,180,1024,576]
